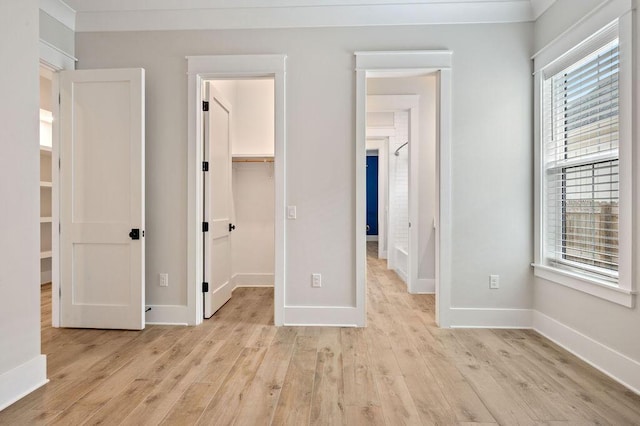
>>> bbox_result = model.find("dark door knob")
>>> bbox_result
[129,229,140,240]
[229,223,236,232]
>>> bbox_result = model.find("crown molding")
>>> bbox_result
[40,0,76,31]
[61,1,556,32]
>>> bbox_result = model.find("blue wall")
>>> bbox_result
[366,155,378,235]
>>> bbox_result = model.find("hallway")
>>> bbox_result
[1,244,639,424]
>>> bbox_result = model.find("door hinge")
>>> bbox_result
[59,286,61,299]
[202,101,209,111]
[59,223,61,234]
[202,222,209,232]
[202,282,209,293]
[58,93,61,104]
[58,158,61,169]
[202,161,209,172]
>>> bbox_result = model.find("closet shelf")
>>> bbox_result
[40,181,52,188]
[232,155,274,163]
[40,146,52,154]
[40,251,52,259]
[40,217,53,223]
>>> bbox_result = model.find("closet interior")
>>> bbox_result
[211,78,276,290]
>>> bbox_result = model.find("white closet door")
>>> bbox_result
[59,68,145,330]
[204,86,234,318]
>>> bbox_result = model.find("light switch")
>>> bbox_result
[287,205,297,219]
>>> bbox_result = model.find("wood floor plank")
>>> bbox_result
[233,328,296,425]
[398,315,496,423]
[194,347,267,425]
[309,328,346,426]
[345,405,386,426]
[82,378,159,425]
[271,335,319,426]
[160,382,219,426]
[374,374,422,426]
[341,328,380,408]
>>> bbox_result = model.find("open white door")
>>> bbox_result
[203,85,234,319]
[59,68,145,330]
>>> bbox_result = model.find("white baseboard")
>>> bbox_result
[533,311,640,395]
[232,273,274,288]
[0,355,48,411]
[449,307,533,328]
[145,304,190,326]
[412,278,435,294]
[284,306,362,327]
[395,268,407,284]
[40,270,52,285]
[366,235,379,242]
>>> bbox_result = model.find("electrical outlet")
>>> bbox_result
[159,273,169,287]
[490,274,499,289]
[312,273,322,288]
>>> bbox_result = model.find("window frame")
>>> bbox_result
[533,10,635,308]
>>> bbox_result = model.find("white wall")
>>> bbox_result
[0,0,47,410]
[388,112,409,264]
[75,21,533,315]
[40,76,52,112]
[210,79,237,107]
[232,163,275,284]
[368,76,437,282]
[211,79,275,157]
[367,111,394,127]
[533,0,640,367]
[233,79,275,156]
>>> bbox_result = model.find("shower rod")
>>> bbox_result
[394,142,408,156]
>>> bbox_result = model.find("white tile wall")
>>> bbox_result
[390,111,409,251]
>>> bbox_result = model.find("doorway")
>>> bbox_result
[187,55,287,326]
[355,51,453,327]
[202,78,276,319]
[39,65,54,328]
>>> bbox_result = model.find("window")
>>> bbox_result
[534,17,634,307]
[543,39,620,283]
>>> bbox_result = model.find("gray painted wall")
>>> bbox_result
[40,9,74,58]
[0,0,42,384]
[75,22,533,314]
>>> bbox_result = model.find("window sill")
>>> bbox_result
[532,264,635,308]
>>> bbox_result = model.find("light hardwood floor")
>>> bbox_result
[2,243,639,425]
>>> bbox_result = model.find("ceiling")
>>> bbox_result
[58,0,557,32]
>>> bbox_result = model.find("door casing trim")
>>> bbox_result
[187,54,287,325]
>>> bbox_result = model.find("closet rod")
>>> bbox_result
[232,158,274,163]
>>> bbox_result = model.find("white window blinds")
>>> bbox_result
[543,35,620,281]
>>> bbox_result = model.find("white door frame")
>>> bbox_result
[355,51,453,327]
[367,95,419,291]
[187,55,287,326]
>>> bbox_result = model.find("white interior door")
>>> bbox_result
[59,68,145,330]
[204,85,234,319]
